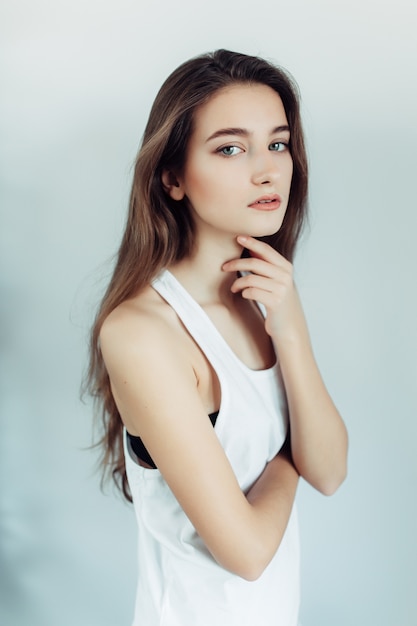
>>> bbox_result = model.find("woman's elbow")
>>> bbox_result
[228,557,269,582]
[240,567,264,582]
[295,453,348,495]
[315,465,348,496]
[217,539,277,582]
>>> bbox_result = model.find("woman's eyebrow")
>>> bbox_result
[206,125,290,142]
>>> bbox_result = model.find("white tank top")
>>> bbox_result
[124,269,300,626]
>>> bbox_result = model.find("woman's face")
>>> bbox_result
[168,83,293,242]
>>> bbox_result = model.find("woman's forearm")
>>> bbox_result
[242,447,299,579]
[221,237,348,495]
[276,335,348,495]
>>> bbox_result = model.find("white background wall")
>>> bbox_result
[1,1,416,624]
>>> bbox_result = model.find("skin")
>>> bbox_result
[100,83,348,581]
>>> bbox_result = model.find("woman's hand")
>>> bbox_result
[222,235,308,346]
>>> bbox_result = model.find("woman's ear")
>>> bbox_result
[161,170,185,201]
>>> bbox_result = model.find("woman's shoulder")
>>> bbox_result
[102,285,171,326]
[100,286,163,343]
[99,282,187,365]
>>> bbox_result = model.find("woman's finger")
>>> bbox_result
[236,235,289,265]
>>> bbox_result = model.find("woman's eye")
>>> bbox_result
[218,145,242,156]
[269,141,288,152]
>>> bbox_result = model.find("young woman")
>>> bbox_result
[87,49,348,626]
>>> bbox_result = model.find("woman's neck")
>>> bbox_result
[168,234,244,306]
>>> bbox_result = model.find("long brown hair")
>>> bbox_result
[85,49,309,501]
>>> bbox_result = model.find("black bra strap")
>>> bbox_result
[127,411,219,469]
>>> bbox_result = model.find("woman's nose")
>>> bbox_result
[250,154,280,186]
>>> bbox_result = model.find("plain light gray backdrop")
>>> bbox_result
[1,0,416,624]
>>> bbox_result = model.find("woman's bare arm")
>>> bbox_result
[100,303,298,581]
[270,307,348,495]
[223,236,348,495]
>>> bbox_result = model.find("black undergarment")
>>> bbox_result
[127,411,219,469]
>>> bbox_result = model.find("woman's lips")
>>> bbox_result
[248,194,282,211]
